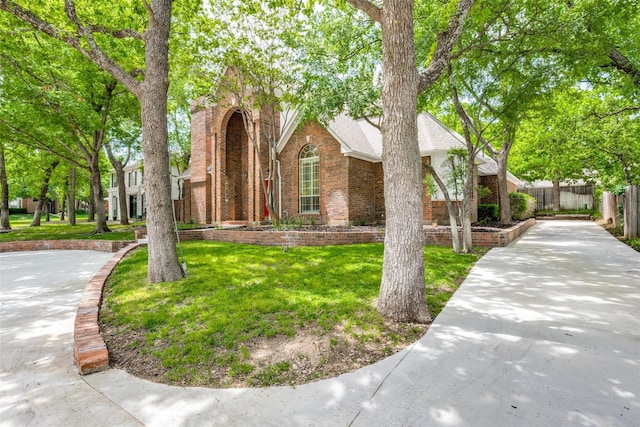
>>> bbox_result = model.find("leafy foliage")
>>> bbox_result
[477,204,499,222]
[509,192,536,220]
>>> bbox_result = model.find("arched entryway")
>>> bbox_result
[223,111,249,221]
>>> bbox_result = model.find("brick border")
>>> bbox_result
[136,219,536,248]
[73,243,142,375]
[0,239,134,253]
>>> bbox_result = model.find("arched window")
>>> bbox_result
[299,144,319,213]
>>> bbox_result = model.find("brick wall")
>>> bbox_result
[134,218,534,249]
[424,218,536,247]
[280,121,352,224]
[431,201,463,224]
[190,103,212,224]
[178,228,386,246]
[0,240,134,253]
[480,175,499,205]
[347,157,379,223]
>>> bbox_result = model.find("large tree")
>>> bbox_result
[0,0,193,281]
[0,142,10,229]
[0,33,127,234]
[341,0,474,322]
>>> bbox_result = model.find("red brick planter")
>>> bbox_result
[0,239,134,253]
[73,243,141,375]
[135,219,536,248]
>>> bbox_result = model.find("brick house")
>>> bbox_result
[179,97,519,226]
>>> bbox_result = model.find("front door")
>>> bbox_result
[129,195,137,219]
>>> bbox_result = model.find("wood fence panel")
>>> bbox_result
[624,185,639,239]
[519,185,594,211]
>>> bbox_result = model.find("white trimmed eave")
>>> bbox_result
[276,109,303,154]
[343,150,381,163]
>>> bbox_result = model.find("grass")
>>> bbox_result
[0,214,138,241]
[101,241,483,387]
[601,221,640,253]
[536,209,596,216]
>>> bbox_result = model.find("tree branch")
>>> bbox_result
[85,24,143,40]
[0,119,86,169]
[418,0,475,94]
[608,48,640,87]
[590,106,640,119]
[345,0,381,24]
[0,0,142,97]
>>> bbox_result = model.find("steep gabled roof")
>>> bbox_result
[277,111,468,162]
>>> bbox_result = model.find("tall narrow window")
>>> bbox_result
[299,144,319,214]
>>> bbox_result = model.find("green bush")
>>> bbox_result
[509,192,536,220]
[477,204,499,222]
[9,208,28,215]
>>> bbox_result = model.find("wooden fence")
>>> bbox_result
[600,186,639,238]
[518,185,594,211]
[601,191,622,227]
[624,185,639,238]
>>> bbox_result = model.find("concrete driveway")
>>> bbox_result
[0,250,141,426]
[1,221,639,426]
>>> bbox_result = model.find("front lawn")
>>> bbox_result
[0,214,137,241]
[101,241,484,388]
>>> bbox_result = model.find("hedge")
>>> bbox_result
[478,204,499,222]
[509,192,536,220]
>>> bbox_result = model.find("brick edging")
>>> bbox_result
[0,239,135,253]
[73,243,142,375]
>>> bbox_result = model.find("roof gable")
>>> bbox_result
[277,111,468,162]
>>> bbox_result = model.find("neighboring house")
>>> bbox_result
[9,198,60,214]
[179,92,521,226]
[106,161,182,221]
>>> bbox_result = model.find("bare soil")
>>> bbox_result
[102,319,428,388]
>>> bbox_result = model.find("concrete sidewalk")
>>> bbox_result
[1,221,639,426]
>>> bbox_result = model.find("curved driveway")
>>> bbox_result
[1,221,639,426]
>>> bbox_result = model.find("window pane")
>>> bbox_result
[299,145,319,213]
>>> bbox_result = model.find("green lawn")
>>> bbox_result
[0,214,137,241]
[102,241,484,387]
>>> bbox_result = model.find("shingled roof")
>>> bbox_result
[325,112,467,162]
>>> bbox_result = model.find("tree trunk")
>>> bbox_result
[496,149,512,224]
[88,183,95,221]
[376,0,430,323]
[116,164,129,224]
[44,198,50,222]
[104,144,130,225]
[68,167,76,226]
[424,163,460,253]
[0,143,10,230]
[552,179,561,211]
[89,149,110,234]
[141,0,184,282]
[0,0,182,282]
[461,157,475,252]
[60,184,66,221]
[30,159,59,227]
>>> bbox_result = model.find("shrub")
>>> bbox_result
[9,208,28,215]
[509,192,536,220]
[477,204,499,222]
